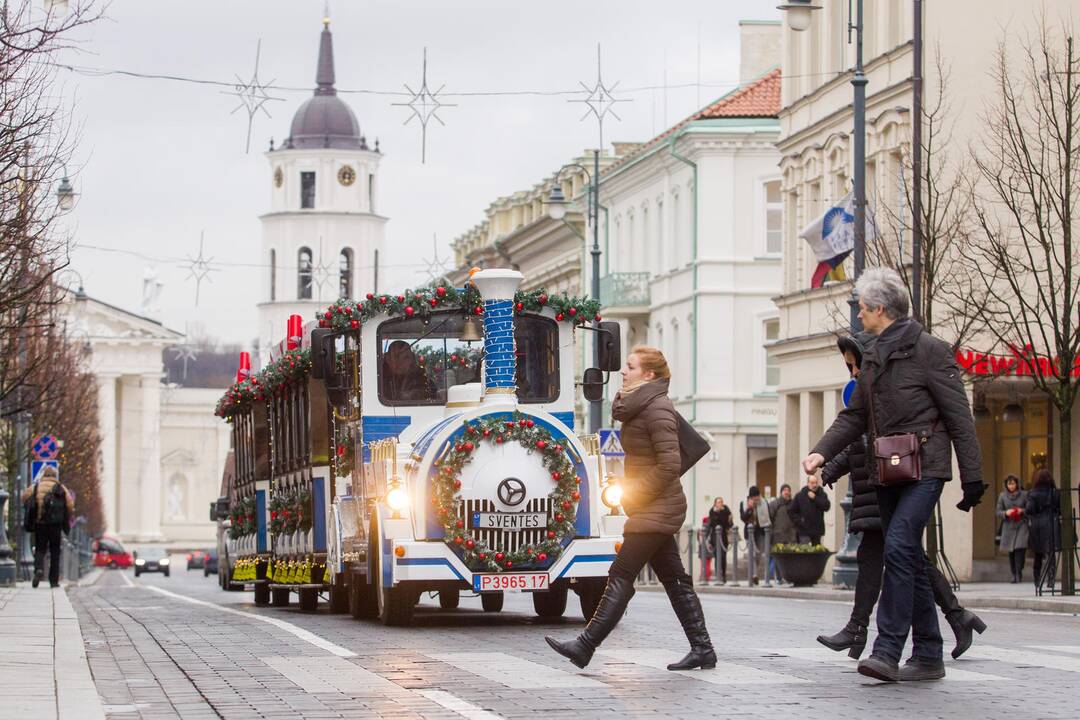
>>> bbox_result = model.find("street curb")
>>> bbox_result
[76,567,104,587]
[637,584,1080,614]
[55,587,106,720]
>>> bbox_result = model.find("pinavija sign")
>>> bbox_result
[955,344,1080,378]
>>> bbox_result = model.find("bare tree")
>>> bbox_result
[959,20,1080,594]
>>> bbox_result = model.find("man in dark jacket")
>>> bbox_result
[20,466,74,588]
[816,332,986,662]
[788,477,830,545]
[803,268,984,683]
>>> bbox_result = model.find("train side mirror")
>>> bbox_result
[596,321,621,372]
[582,367,604,401]
[209,502,216,522]
[310,328,338,382]
[214,497,229,521]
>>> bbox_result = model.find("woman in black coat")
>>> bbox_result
[1025,469,1061,590]
[706,498,733,583]
[816,333,985,660]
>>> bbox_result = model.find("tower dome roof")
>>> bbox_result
[284,21,368,151]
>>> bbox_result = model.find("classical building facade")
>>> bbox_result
[597,21,784,525]
[257,19,386,361]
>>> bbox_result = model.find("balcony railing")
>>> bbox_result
[599,272,651,309]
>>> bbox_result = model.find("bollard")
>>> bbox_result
[0,486,15,587]
[730,530,740,586]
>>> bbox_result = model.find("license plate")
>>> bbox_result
[473,572,549,593]
[472,511,545,531]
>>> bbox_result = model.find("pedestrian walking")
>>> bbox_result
[546,346,715,671]
[740,487,771,585]
[788,476,830,545]
[707,498,733,583]
[1025,469,1061,590]
[816,332,986,662]
[20,466,74,588]
[803,268,985,683]
[996,475,1029,583]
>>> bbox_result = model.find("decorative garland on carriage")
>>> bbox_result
[227,496,257,539]
[429,411,582,573]
[214,348,312,418]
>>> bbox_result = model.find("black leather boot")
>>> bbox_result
[545,576,635,669]
[857,653,900,682]
[944,608,987,659]
[816,620,868,659]
[665,579,717,670]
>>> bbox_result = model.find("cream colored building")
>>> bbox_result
[772,0,1079,580]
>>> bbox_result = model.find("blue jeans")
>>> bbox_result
[873,479,945,662]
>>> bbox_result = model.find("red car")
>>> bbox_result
[93,537,133,569]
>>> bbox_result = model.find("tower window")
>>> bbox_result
[339,248,353,299]
[269,249,276,301]
[298,247,313,300]
[368,173,375,212]
[300,171,316,209]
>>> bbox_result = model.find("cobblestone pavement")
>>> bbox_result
[69,564,1080,720]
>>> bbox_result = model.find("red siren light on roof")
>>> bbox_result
[237,351,251,382]
[287,315,304,350]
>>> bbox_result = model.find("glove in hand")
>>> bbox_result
[956,483,988,512]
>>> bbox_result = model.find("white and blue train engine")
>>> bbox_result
[344,270,626,626]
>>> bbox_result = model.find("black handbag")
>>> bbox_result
[22,483,38,533]
[677,412,710,476]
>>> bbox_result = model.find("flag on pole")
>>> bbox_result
[800,192,856,288]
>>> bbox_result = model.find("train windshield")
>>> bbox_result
[376,313,559,406]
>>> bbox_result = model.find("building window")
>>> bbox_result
[764,318,780,388]
[641,204,649,270]
[368,173,375,212]
[656,199,665,271]
[300,171,316,209]
[671,191,681,270]
[339,248,353,299]
[269,249,276,301]
[765,180,783,255]
[298,247,313,300]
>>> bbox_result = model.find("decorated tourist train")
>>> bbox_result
[214,269,627,625]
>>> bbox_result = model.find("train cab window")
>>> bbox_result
[376,313,560,406]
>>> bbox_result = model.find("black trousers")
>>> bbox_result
[797,533,821,545]
[1009,548,1027,580]
[33,524,63,586]
[850,528,960,628]
[609,532,693,587]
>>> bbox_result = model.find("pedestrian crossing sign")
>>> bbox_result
[31,460,59,483]
[598,429,624,457]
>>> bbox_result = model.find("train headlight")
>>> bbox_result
[386,485,410,512]
[601,482,623,510]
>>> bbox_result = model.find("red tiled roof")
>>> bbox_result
[603,68,781,176]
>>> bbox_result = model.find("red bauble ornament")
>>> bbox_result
[455,519,464,529]
[429,298,438,307]
[515,302,524,312]
[505,421,515,428]
[518,419,527,427]
[571,490,581,501]
[561,501,572,511]
[551,471,561,481]
[553,445,562,453]
[465,539,475,550]
[404,306,415,317]
[527,419,535,428]
[496,435,504,444]
[344,306,352,315]
[538,294,548,304]
[595,314,602,321]
[379,296,388,304]
[546,531,557,540]
[454,536,464,545]
[396,295,405,302]
[538,553,548,562]
[568,307,577,316]
[477,553,487,561]
[555,513,564,522]
[482,429,491,437]
[415,293,424,300]
[526,548,534,556]
[505,560,513,568]
[366,292,375,300]
[324,311,332,319]
[319,320,328,328]
[555,313,565,321]
[463,441,474,452]
[494,552,504,562]
[474,306,484,315]
[350,319,359,329]
[436,286,447,298]
[453,479,462,490]
[536,440,547,450]
[575,476,582,485]
[336,445,346,457]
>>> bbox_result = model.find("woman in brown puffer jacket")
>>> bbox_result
[546,346,715,671]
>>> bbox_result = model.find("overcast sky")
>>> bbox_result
[57,0,781,346]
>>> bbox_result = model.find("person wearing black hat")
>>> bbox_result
[816,332,986,663]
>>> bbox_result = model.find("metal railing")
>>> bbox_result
[637,526,788,588]
[599,272,651,308]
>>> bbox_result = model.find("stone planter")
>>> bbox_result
[773,551,833,587]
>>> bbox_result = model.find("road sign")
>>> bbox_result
[842,379,857,408]
[31,434,59,460]
[598,429,624,457]
[31,460,59,483]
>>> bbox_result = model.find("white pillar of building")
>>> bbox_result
[139,372,163,540]
[97,373,119,535]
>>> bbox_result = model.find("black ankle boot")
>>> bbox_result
[545,576,635,669]
[817,620,868,659]
[944,608,987,659]
[665,579,716,670]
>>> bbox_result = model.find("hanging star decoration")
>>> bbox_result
[420,234,453,283]
[170,343,198,382]
[183,232,217,305]
[225,39,284,153]
[311,238,337,299]
[570,44,630,149]
[393,48,455,163]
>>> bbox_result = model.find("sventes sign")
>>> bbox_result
[955,346,1080,378]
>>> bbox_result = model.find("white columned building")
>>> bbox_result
[257,19,387,360]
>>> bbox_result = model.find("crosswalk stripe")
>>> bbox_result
[597,648,810,685]
[260,656,400,694]
[969,646,1080,673]
[1028,645,1080,656]
[425,651,605,688]
[769,646,1008,682]
[416,690,505,720]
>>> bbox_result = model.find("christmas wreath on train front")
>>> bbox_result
[429,412,581,573]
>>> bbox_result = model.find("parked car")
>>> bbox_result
[134,547,171,577]
[204,548,219,576]
[186,550,209,571]
[92,537,133,569]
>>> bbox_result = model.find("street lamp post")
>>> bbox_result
[547,152,603,433]
[780,0,866,588]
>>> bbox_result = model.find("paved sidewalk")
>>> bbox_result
[667,580,1080,613]
[0,582,105,720]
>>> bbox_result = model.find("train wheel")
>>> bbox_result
[480,592,504,613]
[329,575,349,614]
[532,586,568,618]
[373,516,414,626]
[299,587,318,613]
[438,589,460,609]
[576,578,605,621]
[271,588,291,607]
[349,570,378,619]
[254,583,271,605]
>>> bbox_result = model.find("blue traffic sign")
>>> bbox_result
[31,460,59,483]
[32,434,59,460]
[842,379,857,408]
[598,429,624,457]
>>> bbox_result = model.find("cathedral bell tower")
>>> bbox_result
[257,18,386,362]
